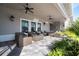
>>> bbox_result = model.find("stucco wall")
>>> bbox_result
[0,11,20,35]
[0,6,50,34]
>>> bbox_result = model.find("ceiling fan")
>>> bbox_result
[23,3,34,14]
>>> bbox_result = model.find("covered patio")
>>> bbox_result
[0,3,72,56]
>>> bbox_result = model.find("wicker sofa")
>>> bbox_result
[15,32,32,47]
[15,32,45,47]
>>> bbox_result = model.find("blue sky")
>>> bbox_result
[72,3,79,20]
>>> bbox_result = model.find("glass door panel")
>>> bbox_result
[31,22,36,32]
[22,20,29,33]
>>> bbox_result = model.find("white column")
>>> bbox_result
[64,18,70,29]
[36,22,38,31]
[28,20,31,32]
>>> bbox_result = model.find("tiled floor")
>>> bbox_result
[8,36,63,56]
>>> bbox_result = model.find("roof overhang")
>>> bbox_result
[0,3,71,23]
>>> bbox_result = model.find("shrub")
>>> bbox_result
[67,18,79,36]
[65,40,79,56]
[48,18,79,56]
[48,48,65,56]
[48,38,79,56]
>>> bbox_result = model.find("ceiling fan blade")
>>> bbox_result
[29,10,33,13]
[29,8,34,10]
[23,3,28,9]
[25,10,28,14]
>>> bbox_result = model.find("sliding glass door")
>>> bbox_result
[38,23,41,32]
[31,22,36,32]
[22,20,29,33]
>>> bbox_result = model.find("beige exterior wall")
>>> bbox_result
[0,11,20,35]
[0,6,50,42]
[0,6,50,35]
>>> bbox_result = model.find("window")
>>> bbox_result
[31,22,36,32]
[50,23,54,31]
[22,20,28,33]
[38,23,41,32]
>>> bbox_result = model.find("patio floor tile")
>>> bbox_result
[8,36,63,56]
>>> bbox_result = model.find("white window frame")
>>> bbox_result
[20,18,29,32]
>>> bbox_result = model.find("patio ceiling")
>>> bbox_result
[0,3,65,22]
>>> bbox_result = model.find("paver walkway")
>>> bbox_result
[8,36,62,56]
[8,36,63,56]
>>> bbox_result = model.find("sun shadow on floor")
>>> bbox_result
[8,47,23,56]
[0,40,16,56]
